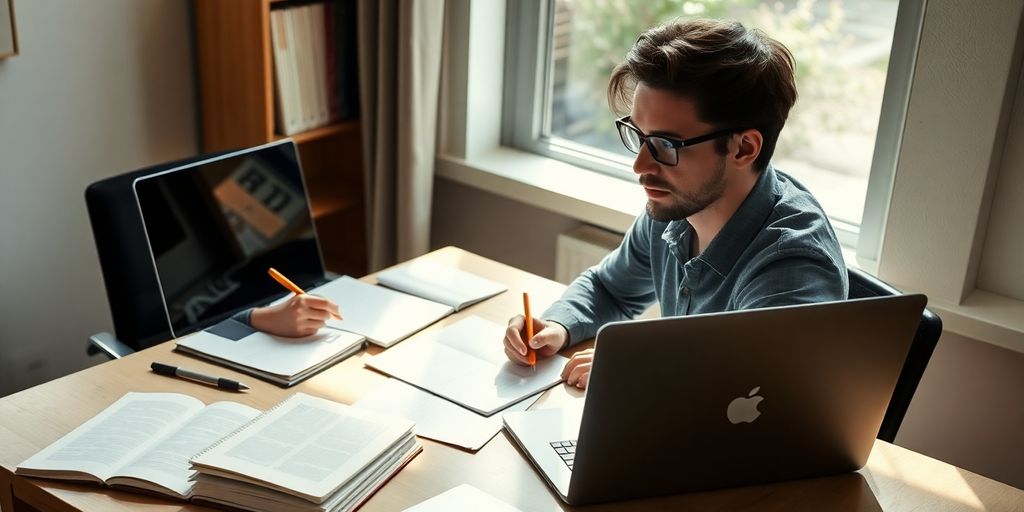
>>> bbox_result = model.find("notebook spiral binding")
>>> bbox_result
[188,393,301,462]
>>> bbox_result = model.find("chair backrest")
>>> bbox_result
[847,267,943,443]
[85,152,231,351]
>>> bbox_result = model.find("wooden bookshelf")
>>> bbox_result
[194,0,367,276]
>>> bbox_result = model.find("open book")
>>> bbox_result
[375,260,507,311]
[15,392,262,500]
[176,319,366,387]
[314,276,454,348]
[365,315,569,416]
[189,392,421,512]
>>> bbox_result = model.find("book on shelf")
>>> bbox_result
[190,392,420,512]
[16,392,421,512]
[174,320,366,387]
[270,0,359,136]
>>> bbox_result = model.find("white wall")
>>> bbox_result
[0,1,197,395]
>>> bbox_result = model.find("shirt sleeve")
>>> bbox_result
[734,247,848,310]
[230,308,254,326]
[541,216,659,346]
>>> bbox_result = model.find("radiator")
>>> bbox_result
[555,225,623,284]
[555,224,662,319]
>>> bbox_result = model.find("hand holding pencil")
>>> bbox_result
[502,292,569,366]
[248,268,342,338]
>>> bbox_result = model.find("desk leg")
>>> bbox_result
[1,477,13,512]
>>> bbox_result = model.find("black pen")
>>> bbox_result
[150,362,249,391]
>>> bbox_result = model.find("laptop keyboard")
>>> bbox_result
[549,440,577,470]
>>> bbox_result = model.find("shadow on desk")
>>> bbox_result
[567,472,879,511]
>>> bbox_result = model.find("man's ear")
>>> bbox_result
[730,128,763,169]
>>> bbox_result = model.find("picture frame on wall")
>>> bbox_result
[0,0,17,59]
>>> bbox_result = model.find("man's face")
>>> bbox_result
[630,83,731,222]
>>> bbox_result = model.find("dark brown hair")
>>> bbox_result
[608,18,797,171]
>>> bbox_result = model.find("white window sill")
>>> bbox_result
[435,147,1024,354]
[436,147,643,234]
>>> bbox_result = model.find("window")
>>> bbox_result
[504,0,904,241]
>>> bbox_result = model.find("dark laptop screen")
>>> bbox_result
[133,140,326,337]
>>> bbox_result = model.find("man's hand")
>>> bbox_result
[561,348,594,389]
[250,294,340,338]
[503,315,568,365]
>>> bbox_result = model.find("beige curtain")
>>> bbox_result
[358,0,446,271]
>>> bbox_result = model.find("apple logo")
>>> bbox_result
[727,386,764,424]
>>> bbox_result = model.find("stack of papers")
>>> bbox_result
[176,324,365,387]
[190,393,421,512]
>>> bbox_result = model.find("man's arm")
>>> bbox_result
[542,216,659,346]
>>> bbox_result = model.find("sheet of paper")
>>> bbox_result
[365,316,568,416]
[403,484,523,512]
[312,276,453,347]
[354,379,539,451]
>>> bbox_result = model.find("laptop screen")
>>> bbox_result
[133,140,327,337]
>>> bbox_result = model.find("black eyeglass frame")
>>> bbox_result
[615,115,745,166]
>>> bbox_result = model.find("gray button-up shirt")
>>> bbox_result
[543,165,849,346]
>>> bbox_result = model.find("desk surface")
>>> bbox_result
[1,247,1022,512]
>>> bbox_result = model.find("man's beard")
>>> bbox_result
[644,158,727,222]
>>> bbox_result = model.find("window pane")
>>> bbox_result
[547,0,899,227]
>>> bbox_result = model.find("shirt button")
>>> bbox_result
[681,287,690,296]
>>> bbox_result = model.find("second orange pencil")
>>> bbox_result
[523,292,536,366]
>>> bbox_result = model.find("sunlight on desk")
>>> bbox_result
[868,444,984,510]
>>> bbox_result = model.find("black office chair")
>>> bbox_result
[85,151,232,359]
[847,267,943,443]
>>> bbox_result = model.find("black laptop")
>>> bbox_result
[132,139,329,338]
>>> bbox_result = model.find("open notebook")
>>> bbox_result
[366,315,568,416]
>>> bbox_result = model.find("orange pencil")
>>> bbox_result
[268,268,342,320]
[523,292,536,367]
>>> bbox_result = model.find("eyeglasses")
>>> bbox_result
[615,116,742,166]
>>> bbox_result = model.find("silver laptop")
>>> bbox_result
[503,294,927,505]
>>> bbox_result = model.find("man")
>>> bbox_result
[503,18,848,388]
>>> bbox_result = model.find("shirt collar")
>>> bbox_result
[661,164,778,276]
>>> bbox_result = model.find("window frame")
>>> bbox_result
[501,0,927,257]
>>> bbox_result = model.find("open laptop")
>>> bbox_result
[503,294,927,505]
[133,139,330,338]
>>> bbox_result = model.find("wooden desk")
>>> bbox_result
[1,247,1021,512]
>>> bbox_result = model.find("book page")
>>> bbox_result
[313,276,453,347]
[108,401,261,498]
[16,393,204,483]
[191,392,414,502]
[376,260,507,310]
[365,316,568,415]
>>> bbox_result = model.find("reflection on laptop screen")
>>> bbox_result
[134,140,326,337]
